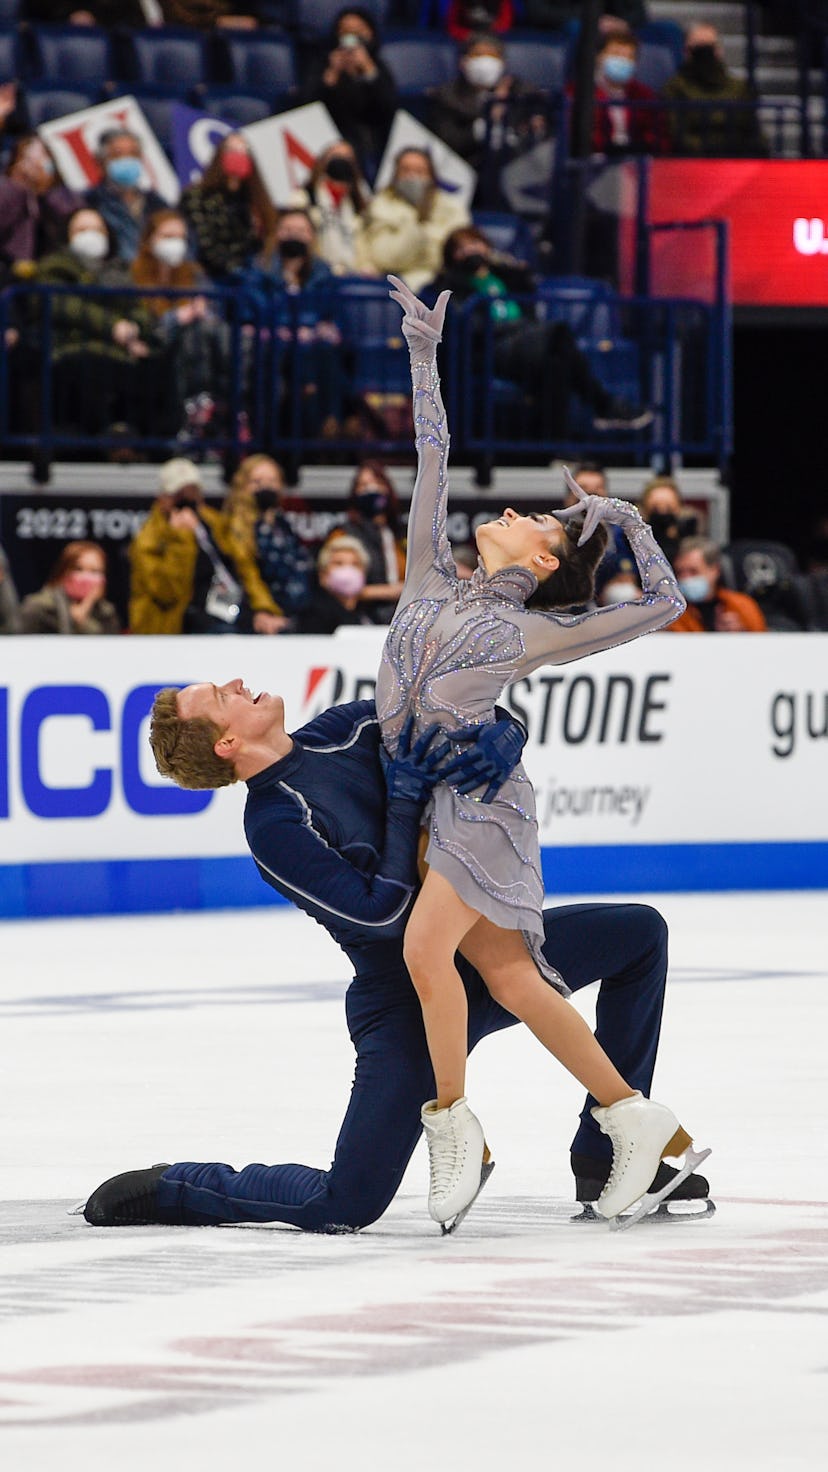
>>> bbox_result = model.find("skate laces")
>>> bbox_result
[427,1118,466,1200]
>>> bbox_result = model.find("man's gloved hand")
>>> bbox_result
[442,710,528,802]
[383,716,453,804]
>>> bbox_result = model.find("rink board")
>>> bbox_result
[1,632,826,917]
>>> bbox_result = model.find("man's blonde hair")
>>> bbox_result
[149,686,238,790]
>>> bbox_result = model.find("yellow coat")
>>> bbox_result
[128,501,281,634]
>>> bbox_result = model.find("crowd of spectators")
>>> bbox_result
[2,451,827,638]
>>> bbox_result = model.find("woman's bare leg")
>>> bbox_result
[403,869,480,1109]
[460,919,634,1106]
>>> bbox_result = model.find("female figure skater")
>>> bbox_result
[377,276,709,1231]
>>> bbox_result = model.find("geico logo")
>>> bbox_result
[0,685,212,820]
[505,671,672,746]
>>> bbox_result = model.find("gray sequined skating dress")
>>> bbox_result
[375,335,685,993]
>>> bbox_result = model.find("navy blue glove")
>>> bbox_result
[383,716,453,805]
[442,711,528,802]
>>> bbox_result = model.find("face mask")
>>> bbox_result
[326,563,365,598]
[601,54,636,86]
[151,236,187,268]
[395,176,429,207]
[686,44,722,83]
[678,574,712,604]
[70,229,109,262]
[254,488,280,511]
[106,156,143,188]
[602,581,637,605]
[173,494,200,512]
[648,511,679,541]
[325,156,355,184]
[463,55,505,89]
[356,490,388,519]
[221,149,253,180]
[63,570,104,601]
[456,250,488,274]
[278,238,309,260]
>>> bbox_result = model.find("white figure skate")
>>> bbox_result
[421,1097,494,1235]
[591,1091,711,1231]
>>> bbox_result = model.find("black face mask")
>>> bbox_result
[325,156,355,184]
[648,511,679,543]
[356,490,388,519]
[173,494,200,512]
[279,238,309,260]
[686,44,724,84]
[456,251,488,274]
[255,488,280,512]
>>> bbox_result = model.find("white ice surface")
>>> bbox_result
[1,892,827,1470]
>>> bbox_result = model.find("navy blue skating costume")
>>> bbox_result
[155,700,669,1231]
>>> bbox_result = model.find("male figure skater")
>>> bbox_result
[84,679,710,1229]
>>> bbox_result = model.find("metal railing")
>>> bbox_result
[0,276,730,479]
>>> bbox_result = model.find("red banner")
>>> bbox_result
[646,160,828,307]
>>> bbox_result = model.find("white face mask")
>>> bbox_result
[463,55,505,89]
[69,229,108,262]
[151,236,188,267]
[602,581,639,605]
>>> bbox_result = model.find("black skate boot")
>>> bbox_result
[83,1165,173,1226]
[571,1151,715,1223]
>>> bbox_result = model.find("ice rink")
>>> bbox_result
[1,890,827,1470]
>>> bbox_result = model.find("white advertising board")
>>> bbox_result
[1,633,826,916]
[243,103,341,206]
[38,95,181,204]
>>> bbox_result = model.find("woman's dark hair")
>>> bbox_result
[198,135,278,244]
[526,519,609,611]
[347,459,401,534]
[443,224,490,269]
[331,6,380,47]
[307,142,369,215]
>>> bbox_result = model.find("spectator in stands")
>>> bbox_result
[31,206,161,438]
[0,81,26,151]
[668,535,767,633]
[444,3,515,43]
[0,136,82,283]
[639,473,699,565]
[180,133,276,282]
[297,142,373,278]
[222,454,315,626]
[360,149,470,294]
[0,543,21,635]
[128,457,286,636]
[85,129,168,264]
[297,535,375,635]
[19,540,121,635]
[523,3,647,31]
[577,32,669,156]
[130,208,230,439]
[327,460,405,623]
[662,23,766,158]
[428,33,549,181]
[598,557,642,606]
[239,208,345,437]
[304,8,398,175]
[428,225,652,440]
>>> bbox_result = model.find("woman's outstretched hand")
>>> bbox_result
[556,466,643,545]
[387,274,451,355]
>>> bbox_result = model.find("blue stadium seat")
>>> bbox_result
[333,278,410,395]
[535,276,622,344]
[29,25,115,87]
[380,34,457,95]
[217,34,297,95]
[502,35,570,94]
[23,84,102,129]
[637,20,685,70]
[0,28,21,82]
[127,87,182,154]
[197,88,277,127]
[292,0,389,42]
[636,43,679,92]
[122,30,212,90]
[472,211,538,269]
